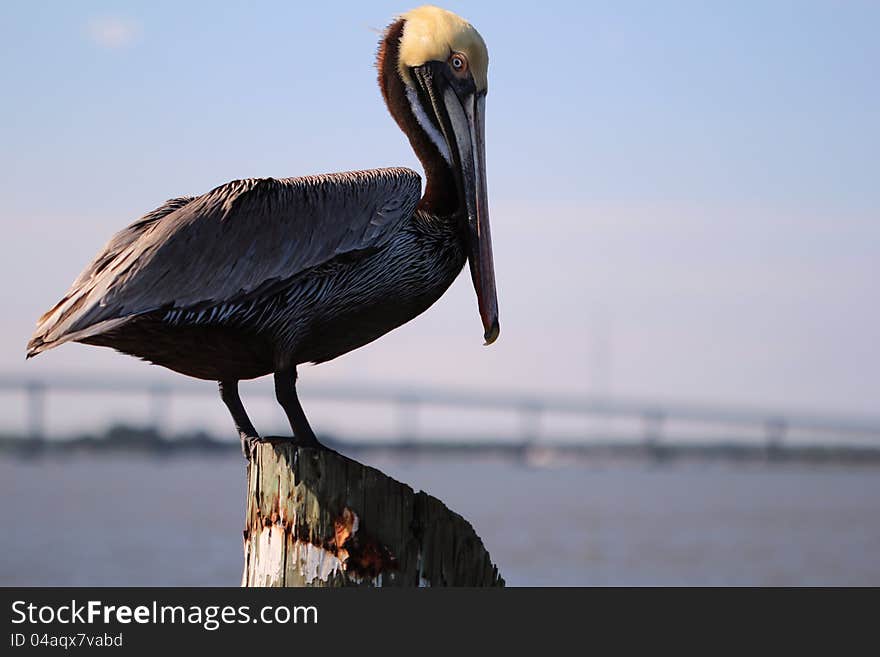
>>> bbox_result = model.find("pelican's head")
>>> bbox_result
[378,5,498,345]
[397,5,489,95]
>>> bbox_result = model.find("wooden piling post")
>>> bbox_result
[241,440,504,587]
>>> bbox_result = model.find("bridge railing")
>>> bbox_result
[1,373,879,447]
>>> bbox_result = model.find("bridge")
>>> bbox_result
[1,372,878,449]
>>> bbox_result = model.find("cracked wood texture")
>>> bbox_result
[241,440,504,587]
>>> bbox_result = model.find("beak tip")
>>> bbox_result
[483,320,500,346]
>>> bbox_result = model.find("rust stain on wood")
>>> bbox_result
[241,441,503,587]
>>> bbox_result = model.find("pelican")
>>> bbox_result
[27,6,498,457]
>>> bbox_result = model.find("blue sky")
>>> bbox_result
[1,2,878,435]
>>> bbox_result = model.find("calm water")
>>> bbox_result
[1,454,878,586]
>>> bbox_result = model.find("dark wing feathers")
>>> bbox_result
[28,167,421,354]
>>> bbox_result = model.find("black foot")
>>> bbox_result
[240,433,262,461]
[241,434,326,459]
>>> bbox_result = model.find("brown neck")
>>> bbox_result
[377,20,459,217]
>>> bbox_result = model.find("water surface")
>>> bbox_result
[1,455,878,586]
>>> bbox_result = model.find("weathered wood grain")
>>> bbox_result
[241,440,504,587]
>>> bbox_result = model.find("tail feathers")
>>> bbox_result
[26,332,74,359]
[25,337,45,359]
[27,315,132,359]
[27,290,87,358]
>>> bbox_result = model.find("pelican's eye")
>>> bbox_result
[448,52,469,76]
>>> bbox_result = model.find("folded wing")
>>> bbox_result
[28,167,422,356]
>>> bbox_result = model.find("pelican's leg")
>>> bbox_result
[219,380,260,459]
[274,367,322,448]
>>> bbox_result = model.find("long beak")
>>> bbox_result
[443,89,500,345]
